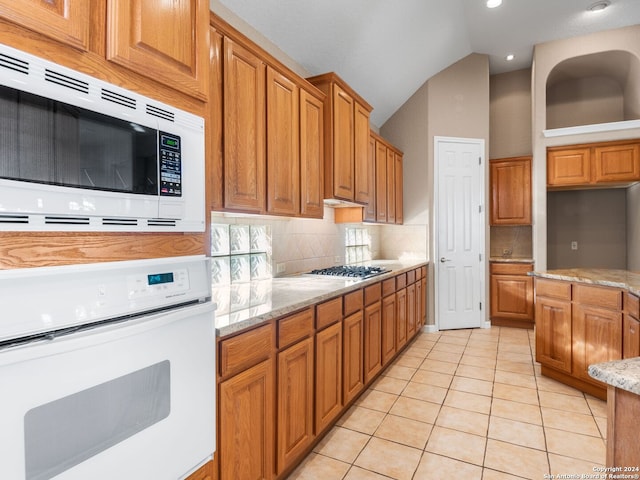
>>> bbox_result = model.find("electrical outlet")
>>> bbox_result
[276,263,286,274]
[334,256,341,264]
[571,241,578,251]
[502,248,512,256]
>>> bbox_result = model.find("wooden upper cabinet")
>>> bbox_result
[0,0,90,51]
[375,140,388,223]
[300,87,325,219]
[332,85,356,201]
[266,66,300,216]
[490,156,531,225]
[363,134,377,222]
[593,143,640,183]
[386,147,396,224]
[223,37,266,213]
[395,151,403,225]
[106,0,209,99]
[547,147,591,186]
[354,102,371,204]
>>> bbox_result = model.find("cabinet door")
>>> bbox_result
[406,282,416,339]
[0,0,89,50]
[415,278,423,329]
[332,85,354,201]
[396,287,407,350]
[220,359,274,480]
[375,141,387,223]
[343,310,364,405]
[277,337,314,474]
[300,88,324,218]
[107,0,209,99]
[573,304,622,385]
[266,66,300,216]
[363,134,376,222]
[315,322,343,433]
[547,147,591,186]
[186,460,215,480]
[354,102,371,204]
[381,294,396,366]
[490,274,534,321]
[490,157,531,225]
[386,147,396,224]
[364,300,382,383]
[623,315,640,359]
[593,143,640,183]
[223,38,266,212]
[395,152,403,225]
[535,296,572,373]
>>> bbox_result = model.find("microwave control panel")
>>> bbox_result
[159,132,182,197]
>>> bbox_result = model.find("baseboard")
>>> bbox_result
[422,324,438,333]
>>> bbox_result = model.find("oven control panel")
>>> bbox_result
[126,268,190,300]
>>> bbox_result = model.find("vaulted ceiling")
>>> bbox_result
[213,0,640,127]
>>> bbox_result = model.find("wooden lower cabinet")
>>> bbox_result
[623,315,640,359]
[490,263,534,328]
[381,294,396,366]
[396,287,407,350]
[315,322,343,433]
[186,460,216,480]
[277,337,314,474]
[535,294,572,374]
[219,358,275,480]
[363,301,382,383]
[420,274,427,325]
[406,283,416,338]
[343,310,364,404]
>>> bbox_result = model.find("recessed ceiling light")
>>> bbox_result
[505,54,515,61]
[587,0,611,11]
[486,0,502,8]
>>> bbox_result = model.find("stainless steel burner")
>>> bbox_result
[308,265,390,279]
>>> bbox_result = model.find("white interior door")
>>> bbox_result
[435,137,485,330]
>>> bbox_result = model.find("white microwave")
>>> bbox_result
[0,44,205,232]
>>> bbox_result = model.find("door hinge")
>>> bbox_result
[480,302,482,311]
[479,253,482,262]
[478,156,482,165]
[478,205,482,213]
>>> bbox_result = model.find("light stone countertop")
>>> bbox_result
[589,358,640,395]
[213,259,428,338]
[529,268,640,296]
[489,257,534,264]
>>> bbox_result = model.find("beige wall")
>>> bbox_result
[628,183,640,271]
[532,25,640,270]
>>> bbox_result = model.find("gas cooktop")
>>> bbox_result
[308,265,390,279]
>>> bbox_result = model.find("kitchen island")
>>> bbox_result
[530,269,640,400]
[589,358,640,469]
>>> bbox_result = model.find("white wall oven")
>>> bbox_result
[0,43,205,232]
[0,256,216,480]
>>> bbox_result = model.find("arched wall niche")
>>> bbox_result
[545,50,640,129]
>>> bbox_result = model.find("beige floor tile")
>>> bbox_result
[541,407,601,437]
[435,405,489,436]
[594,415,607,439]
[455,363,496,382]
[420,358,459,375]
[354,437,422,480]
[425,426,487,466]
[488,416,546,450]
[343,466,390,480]
[492,383,539,406]
[411,369,453,388]
[401,381,448,404]
[433,342,466,354]
[287,452,351,480]
[401,346,431,360]
[494,370,537,389]
[484,439,549,479]
[444,390,492,414]
[496,359,535,375]
[394,354,425,368]
[427,350,462,364]
[497,351,533,364]
[414,452,483,479]
[439,334,471,345]
[355,389,398,412]
[545,428,606,464]
[336,406,387,435]
[382,364,417,381]
[464,346,500,359]
[548,453,605,476]
[585,394,608,418]
[482,468,528,480]
[499,342,532,354]
[535,375,584,397]
[468,337,499,348]
[538,391,591,414]
[373,413,432,449]
[450,376,494,396]
[460,354,498,369]
[370,375,408,395]
[389,396,441,424]
[490,398,542,425]
[313,426,371,463]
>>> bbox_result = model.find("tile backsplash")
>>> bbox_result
[490,225,533,258]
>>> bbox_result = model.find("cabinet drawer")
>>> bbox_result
[573,284,622,310]
[490,262,533,275]
[220,324,274,378]
[535,278,571,300]
[316,297,343,330]
[395,273,407,290]
[406,270,416,284]
[364,283,381,306]
[278,308,314,349]
[344,290,363,316]
[382,278,396,297]
[625,293,640,320]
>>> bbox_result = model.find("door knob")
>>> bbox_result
[440,257,451,263]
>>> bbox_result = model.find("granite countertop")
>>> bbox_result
[529,268,640,296]
[213,259,428,337]
[589,358,640,395]
[489,257,534,263]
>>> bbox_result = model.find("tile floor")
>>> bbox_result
[287,326,607,480]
